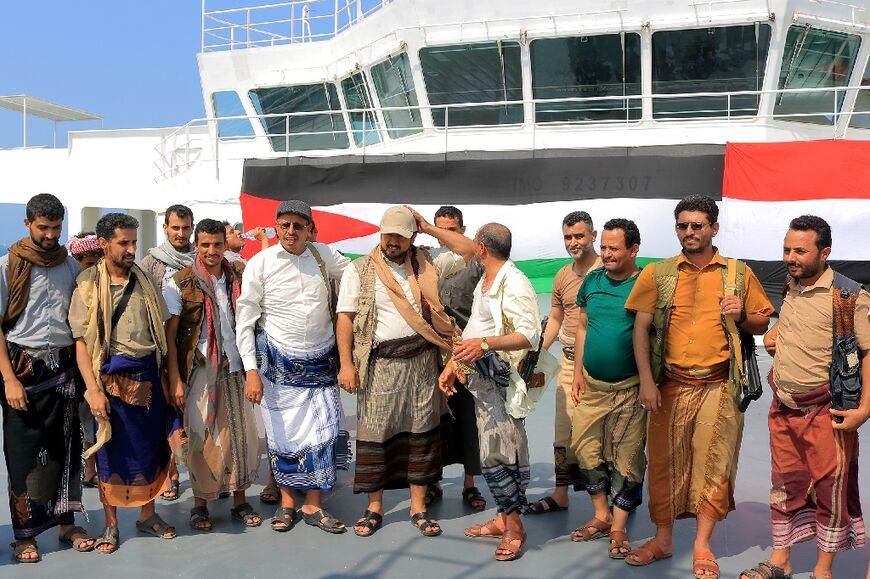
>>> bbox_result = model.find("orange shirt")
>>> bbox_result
[625,251,774,370]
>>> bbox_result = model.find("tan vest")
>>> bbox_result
[350,256,378,390]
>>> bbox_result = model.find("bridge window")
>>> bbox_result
[420,41,523,127]
[775,26,861,125]
[652,23,771,119]
[851,57,870,129]
[341,72,382,146]
[370,53,423,139]
[249,83,349,151]
[531,33,641,123]
[211,91,255,140]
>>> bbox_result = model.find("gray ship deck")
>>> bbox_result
[1,302,868,578]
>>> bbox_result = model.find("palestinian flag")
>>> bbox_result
[239,141,870,303]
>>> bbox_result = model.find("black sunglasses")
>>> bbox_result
[277,221,307,231]
[675,222,708,231]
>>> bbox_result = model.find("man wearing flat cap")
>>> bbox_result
[236,200,353,534]
[336,205,473,538]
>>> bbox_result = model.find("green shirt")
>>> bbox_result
[576,267,639,382]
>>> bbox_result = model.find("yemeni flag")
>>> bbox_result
[239,141,870,302]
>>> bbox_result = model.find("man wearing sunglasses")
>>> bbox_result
[623,194,774,578]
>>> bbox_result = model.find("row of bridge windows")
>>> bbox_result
[212,23,870,150]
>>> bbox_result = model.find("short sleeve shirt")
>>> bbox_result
[624,251,774,369]
[551,257,602,340]
[577,268,639,382]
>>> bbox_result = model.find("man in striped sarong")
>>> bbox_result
[236,200,352,534]
[568,219,645,560]
[336,206,472,538]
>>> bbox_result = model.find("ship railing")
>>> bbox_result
[154,84,870,182]
[202,0,392,52]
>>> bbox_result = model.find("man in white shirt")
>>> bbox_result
[336,206,471,538]
[440,223,541,562]
[163,219,261,532]
[236,200,352,534]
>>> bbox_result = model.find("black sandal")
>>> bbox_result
[301,509,347,534]
[270,507,297,532]
[527,495,567,514]
[411,511,442,537]
[136,513,176,539]
[462,486,486,511]
[354,510,383,537]
[230,502,262,527]
[92,526,119,555]
[189,506,213,531]
[424,484,443,506]
[739,561,792,579]
[160,478,180,501]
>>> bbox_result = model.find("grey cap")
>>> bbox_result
[231,221,243,232]
[276,200,312,221]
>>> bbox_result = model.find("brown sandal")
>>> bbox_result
[693,550,720,579]
[625,539,673,566]
[11,539,40,563]
[463,519,504,539]
[608,529,631,559]
[571,517,611,542]
[494,529,526,561]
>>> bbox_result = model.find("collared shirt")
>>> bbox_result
[0,255,80,349]
[236,242,351,372]
[163,273,243,373]
[68,276,171,358]
[625,250,773,370]
[773,267,870,397]
[335,247,465,343]
[551,257,603,340]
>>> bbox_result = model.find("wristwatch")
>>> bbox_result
[480,337,490,352]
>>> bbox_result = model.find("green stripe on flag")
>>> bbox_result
[343,254,660,294]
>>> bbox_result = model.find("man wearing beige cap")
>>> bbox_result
[336,205,473,538]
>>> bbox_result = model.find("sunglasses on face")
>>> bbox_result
[277,221,307,232]
[675,222,708,231]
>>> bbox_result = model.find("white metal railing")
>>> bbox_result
[202,0,392,52]
[154,85,870,182]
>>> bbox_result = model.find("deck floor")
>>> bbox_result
[1,301,868,578]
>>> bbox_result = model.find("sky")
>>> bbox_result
[0,1,207,149]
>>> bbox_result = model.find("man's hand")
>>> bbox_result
[439,361,459,397]
[245,370,264,405]
[4,377,28,411]
[830,407,869,432]
[571,373,588,405]
[718,294,743,323]
[404,206,431,235]
[453,338,486,365]
[251,226,268,241]
[170,378,187,409]
[638,378,661,412]
[338,364,360,394]
[86,389,111,419]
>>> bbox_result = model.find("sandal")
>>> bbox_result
[464,518,504,539]
[410,511,442,537]
[83,473,99,488]
[59,526,95,552]
[571,517,611,542]
[160,478,180,501]
[527,496,567,515]
[259,481,280,505]
[136,513,176,539]
[424,484,443,506]
[301,509,347,534]
[740,561,792,579]
[92,526,119,555]
[608,529,631,559]
[270,507,297,532]
[354,510,383,537]
[230,502,262,527]
[189,506,213,531]
[462,486,486,511]
[11,539,40,563]
[625,539,673,566]
[693,550,720,579]
[494,529,526,561]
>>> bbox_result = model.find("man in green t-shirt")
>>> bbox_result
[568,218,648,564]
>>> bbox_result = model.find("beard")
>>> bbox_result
[789,259,822,281]
[110,255,134,271]
[30,233,58,250]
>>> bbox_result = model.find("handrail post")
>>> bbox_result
[213,120,220,181]
[444,106,449,155]
[727,93,731,122]
[185,124,191,172]
[335,0,339,36]
[246,8,251,48]
[201,0,206,52]
[285,114,290,155]
[833,87,838,138]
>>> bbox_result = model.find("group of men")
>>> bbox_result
[0,192,866,577]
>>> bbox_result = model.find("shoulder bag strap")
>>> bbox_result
[110,274,137,330]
